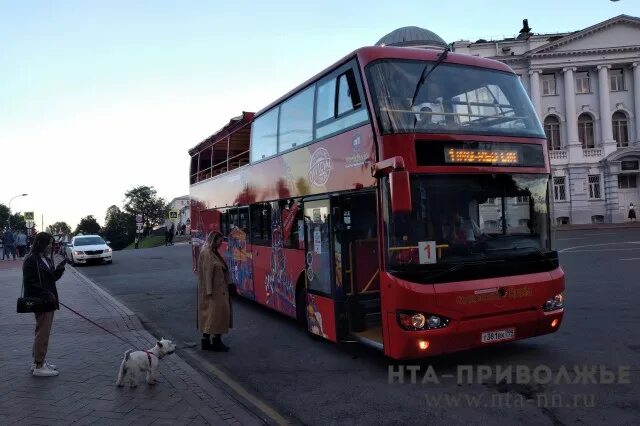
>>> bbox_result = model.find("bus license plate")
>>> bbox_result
[481,328,515,343]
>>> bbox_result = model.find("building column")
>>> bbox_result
[633,62,640,145]
[529,69,542,118]
[563,67,581,161]
[598,65,616,156]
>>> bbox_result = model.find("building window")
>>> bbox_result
[612,111,629,147]
[591,215,604,224]
[610,69,624,91]
[621,160,639,171]
[544,115,561,150]
[541,74,556,95]
[618,175,638,189]
[553,176,566,201]
[575,71,590,93]
[578,114,595,149]
[588,175,601,199]
[556,216,570,225]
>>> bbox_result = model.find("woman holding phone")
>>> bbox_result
[23,232,66,377]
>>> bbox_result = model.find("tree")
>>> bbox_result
[10,213,27,231]
[74,215,101,235]
[123,186,167,235]
[46,221,72,236]
[103,206,135,250]
[0,203,10,229]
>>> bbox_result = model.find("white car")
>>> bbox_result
[66,235,113,265]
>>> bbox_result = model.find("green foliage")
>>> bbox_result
[103,205,136,250]
[0,204,9,229]
[46,221,72,235]
[10,213,27,231]
[125,235,166,249]
[123,185,167,234]
[74,215,101,235]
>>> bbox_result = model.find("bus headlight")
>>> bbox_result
[543,293,564,312]
[398,311,449,331]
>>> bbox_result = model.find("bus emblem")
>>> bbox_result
[308,147,333,186]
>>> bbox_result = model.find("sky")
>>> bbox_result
[1,0,638,231]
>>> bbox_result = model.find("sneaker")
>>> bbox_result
[31,361,57,372]
[33,365,59,377]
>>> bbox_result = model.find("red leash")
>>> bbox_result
[58,301,142,350]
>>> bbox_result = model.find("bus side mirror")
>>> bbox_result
[389,171,412,214]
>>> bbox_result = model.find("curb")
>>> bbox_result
[553,223,640,231]
[67,265,278,426]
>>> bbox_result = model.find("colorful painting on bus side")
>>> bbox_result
[265,203,296,316]
[307,293,336,342]
[226,225,254,299]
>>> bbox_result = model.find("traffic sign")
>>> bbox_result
[26,220,34,229]
[168,210,179,220]
[24,212,34,221]
[136,214,143,224]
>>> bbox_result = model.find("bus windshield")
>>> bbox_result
[385,174,552,279]
[366,60,545,138]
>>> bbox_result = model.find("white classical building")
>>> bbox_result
[454,15,640,224]
[167,195,190,231]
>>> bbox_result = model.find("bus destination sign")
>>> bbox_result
[444,147,519,165]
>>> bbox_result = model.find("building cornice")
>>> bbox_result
[526,15,640,56]
[529,45,640,58]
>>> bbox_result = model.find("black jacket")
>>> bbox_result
[23,253,64,311]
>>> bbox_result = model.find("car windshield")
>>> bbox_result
[384,174,552,278]
[366,60,545,138]
[74,237,105,246]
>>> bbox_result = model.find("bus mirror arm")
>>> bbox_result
[371,156,406,178]
[372,157,412,214]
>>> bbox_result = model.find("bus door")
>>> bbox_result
[303,198,338,342]
[333,192,382,347]
[226,207,255,300]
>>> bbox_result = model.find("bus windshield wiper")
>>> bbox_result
[484,246,554,265]
[409,45,451,109]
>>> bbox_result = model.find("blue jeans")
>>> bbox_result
[3,245,16,260]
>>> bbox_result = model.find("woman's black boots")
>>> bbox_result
[211,334,230,352]
[202,334,229,352]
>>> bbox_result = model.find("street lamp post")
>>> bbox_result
[7,193,28,229]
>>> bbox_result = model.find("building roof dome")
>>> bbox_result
[376,26,448,48]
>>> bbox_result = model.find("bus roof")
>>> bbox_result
[188,111,254,155]
[254,46,516,118]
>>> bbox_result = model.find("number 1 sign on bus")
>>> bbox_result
[188,46,564,360]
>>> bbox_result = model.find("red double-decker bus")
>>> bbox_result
[189,46,564,360]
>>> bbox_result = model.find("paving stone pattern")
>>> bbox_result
[0,260,263,425]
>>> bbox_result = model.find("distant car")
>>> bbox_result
[66,235,113,265]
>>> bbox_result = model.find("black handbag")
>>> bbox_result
[16,256,57,313]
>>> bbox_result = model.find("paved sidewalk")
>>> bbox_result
[0,259,263,425]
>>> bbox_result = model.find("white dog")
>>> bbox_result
[116,338,176,387]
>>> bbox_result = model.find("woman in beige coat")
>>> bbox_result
[197,231,231,351]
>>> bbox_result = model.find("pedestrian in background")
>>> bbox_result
[23,232,66,377]
[2,228,16,260]
[169,223,175,245]
[629,203,636,222]
[197,231,231,352]
[16,230,27,257]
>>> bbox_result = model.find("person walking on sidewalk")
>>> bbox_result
[629,203,636,222]
[16,230,27,257]
[197,231,232,352]
[2,227,17,260]
[23,232,66,377]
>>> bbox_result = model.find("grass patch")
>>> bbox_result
[125,235,166,250]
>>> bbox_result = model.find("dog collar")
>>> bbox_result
[143,350,157,366]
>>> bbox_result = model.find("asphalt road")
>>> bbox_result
[76,229,640,425]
